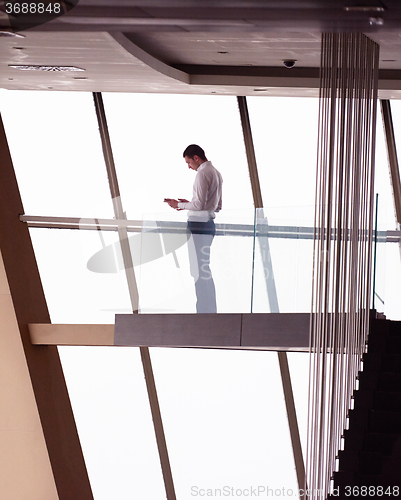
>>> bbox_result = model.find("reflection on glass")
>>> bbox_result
[0,90,113,218]
[58,346,165,500]
[252,206,314,313]
[137,208,314,314]
[30,228,132,323]
[29,206,317,318]
[150,348,298,498]
[138,210,255,314]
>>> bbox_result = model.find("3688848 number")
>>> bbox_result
[344,486,399,496]
[5,2,61,14]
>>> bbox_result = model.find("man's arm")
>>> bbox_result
[216,193,222,212]
[177,172,207,211]
[164,198,190,210]
[216,171,223,212]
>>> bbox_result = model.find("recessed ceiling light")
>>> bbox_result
[369,17,384,26]
[8,65,85,72]
[0,30,25,38]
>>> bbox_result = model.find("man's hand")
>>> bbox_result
[178,198,189,203]
[164,198,182,210]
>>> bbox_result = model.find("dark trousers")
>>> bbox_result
[187,220,217,313]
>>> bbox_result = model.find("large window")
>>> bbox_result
[1,88,399,499]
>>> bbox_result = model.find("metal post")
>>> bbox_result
[380,99,401,259]
[93,93,176,500]
[380,100,401,225]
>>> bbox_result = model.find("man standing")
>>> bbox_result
[165,144,223,313]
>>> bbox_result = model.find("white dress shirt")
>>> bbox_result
[178,161,223,221]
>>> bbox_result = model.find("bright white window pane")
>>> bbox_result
[29,228,132,323]
[0,90,113,218]
[58,346,166,500]
[247,96,318,208]
[150,348,298,498]
[386,99,401,210]
[1,91,314,500]
[102,93,254,218]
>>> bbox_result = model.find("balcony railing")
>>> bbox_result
[20,205,399,322]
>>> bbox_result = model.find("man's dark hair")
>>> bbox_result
[183,144,207,161]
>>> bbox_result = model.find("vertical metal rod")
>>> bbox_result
[92,92,139,311]
[307,33,379,497]
[92,92,176,500]
[237,95,306,495]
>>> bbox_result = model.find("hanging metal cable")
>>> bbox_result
[306,33,379,498]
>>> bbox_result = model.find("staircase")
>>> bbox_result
[330,315,401,498]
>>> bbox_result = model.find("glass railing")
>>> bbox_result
[371,196,401,321]
[137,207,315,314]
[29,205,401,320]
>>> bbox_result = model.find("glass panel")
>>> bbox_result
[102,93,254,219]
[30,227,131,323]
[138,209,255,313]
[381,241,401,320]
[372,194,401,320]
[58,346,165,500]
[150,348,299,498]
[372,194,386,312]
[137,207,314,314]
[252,206,314,313]
[0,90,113,218]
[373,104,401,320]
